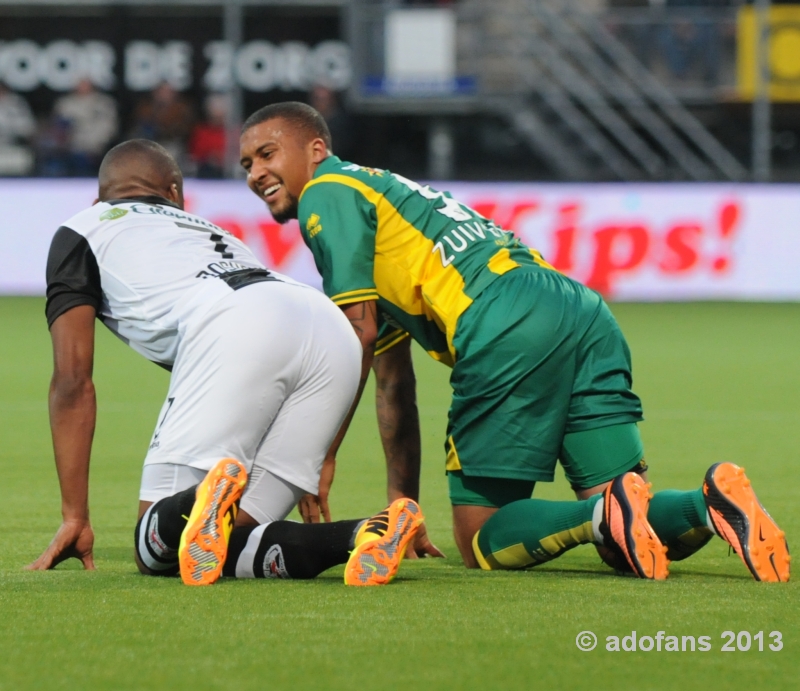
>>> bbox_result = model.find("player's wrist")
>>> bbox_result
[387,486,419,503]
[61,506,90,523]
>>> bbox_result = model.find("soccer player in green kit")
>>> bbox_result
[239,102,790,582]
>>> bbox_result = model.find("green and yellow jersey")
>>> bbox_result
[298,156,554,365]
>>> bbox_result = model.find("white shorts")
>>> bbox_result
[139,279,361,507]
[139,463,307,524]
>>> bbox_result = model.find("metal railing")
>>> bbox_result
[347,0,748,181]
[600,8,739,103]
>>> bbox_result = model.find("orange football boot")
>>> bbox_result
[704,462,790,582]
[178,458,247,586]
[344,498,424,586]
[602,472,670,580]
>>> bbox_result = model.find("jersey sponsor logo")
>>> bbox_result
[263,544,290,579]
[342,163,384,177]
[306,213,323,238]
[128,203,229,234]
[432,220,511,267]
[99,208,129,221]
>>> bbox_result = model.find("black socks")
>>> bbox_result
[222,519,363,579]
[134,485,197,575]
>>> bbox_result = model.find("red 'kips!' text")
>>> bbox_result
[472,198,742,296]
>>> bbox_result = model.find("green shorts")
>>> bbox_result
[445,266,644,498]
[448,423,647,507]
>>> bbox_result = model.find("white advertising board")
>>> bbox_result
[2,180,800,301]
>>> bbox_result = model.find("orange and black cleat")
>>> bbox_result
[344,498,424,586]
[178,458,247,586]
[601,472,670,580]
[704,462,790,582]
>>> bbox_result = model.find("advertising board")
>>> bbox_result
[2,180,799,301]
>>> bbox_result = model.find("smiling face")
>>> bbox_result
[240,118,329,223]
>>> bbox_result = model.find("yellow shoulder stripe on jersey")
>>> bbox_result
[332,287,379,301]
[302,173,474,362]
[301,173,377,201]
[374,329,411,357]
[331,289,379,307]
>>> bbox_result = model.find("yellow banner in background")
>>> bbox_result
[738,5,800,101]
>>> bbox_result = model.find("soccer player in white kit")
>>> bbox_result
[28,140,425,586]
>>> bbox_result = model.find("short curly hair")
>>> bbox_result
[242,101,332,151]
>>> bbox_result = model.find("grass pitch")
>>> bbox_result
[0,297,798,690]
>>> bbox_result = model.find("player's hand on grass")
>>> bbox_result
[26,519,96,571]
[298,493,326,524]
[404,523,445,559]
[298,455,336,523]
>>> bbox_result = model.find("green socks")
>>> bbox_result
[473,487,715,570]
[474,495,602,569]
[647,488,713,561]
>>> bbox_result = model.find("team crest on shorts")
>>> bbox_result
[263,544,290,579]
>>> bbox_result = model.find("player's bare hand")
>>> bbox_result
[298,493,323,524]
[26,520,96,571]
[404,523,445,559]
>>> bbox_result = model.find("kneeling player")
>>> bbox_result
[239,102,790,582]
[27,139,423,585]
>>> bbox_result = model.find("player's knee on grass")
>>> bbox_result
[134,486,197,576]
[448,471,535,568]
[562,424,647,572]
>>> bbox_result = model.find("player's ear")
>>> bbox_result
[310,137,329,164]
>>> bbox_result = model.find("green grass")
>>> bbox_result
[1,297,798,690]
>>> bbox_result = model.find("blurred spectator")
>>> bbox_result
[45,79,119,176]
[188,93,230,179]
[0,83,36,176]
[658,2,722,86]
[130,82,195,167]
[309,85,355,160]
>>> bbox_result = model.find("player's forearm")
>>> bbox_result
[373,342,421,502]
[325,299,380,460]
[49,375,96,521]
[380,400,421,503]
[325,344,374,462]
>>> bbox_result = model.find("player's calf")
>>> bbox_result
[221,498,423,584]
[471,472,669,579]
[222,517,363,579]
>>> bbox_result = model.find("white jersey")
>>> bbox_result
[46,196,278,367]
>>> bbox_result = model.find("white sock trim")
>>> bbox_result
[234,523,270,579]
[591,497,605,543]
[705,509,718,536]
[137,504,178,572]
